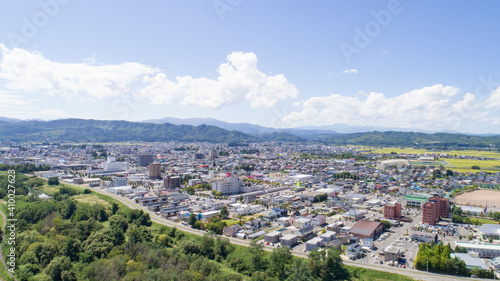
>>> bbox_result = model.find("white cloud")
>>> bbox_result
[282,84,497,130]
[0,91,35,108]
[485,86,500,109]
[138,52,298,109]
[341,69,359,74]
[0,45,297,109]
[0,44,158,100]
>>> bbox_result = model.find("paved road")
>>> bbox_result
[74,184,483,281]
[0,209,16,281]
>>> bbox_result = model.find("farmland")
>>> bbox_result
[443,158,500,173]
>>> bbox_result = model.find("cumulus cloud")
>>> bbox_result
[341,69,359,74]
[0,45,297,109]
[138,52,298,109]
[282,84,499,130]
[0,44,158,100]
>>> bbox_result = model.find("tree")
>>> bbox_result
[249,240,264,270]
[189,213,197,226]
[65,238,81,262]
[112,203,119,215]
[286,259,315,281]
[219,206,229,219]
[267,246,293,280]
[48,177,60,185]
[44,256,73,281]
[127,225,152,244]
[109,214,129,232]
[380,220,392,230]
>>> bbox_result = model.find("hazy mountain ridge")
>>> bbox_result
[0,117,499,146]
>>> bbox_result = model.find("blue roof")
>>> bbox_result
[271,208,280,212]
[451,253,489,269]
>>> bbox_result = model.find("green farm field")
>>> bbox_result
[356,147,500,159]
[443,158,500,173]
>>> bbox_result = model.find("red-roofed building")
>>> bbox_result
[349,220,383,239]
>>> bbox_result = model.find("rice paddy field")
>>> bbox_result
[356,146,500,173]
[357,146,500,158]
[443,158,500,173]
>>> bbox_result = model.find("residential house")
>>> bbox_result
[264,231,282,243]
[223,225,243,237]
[306,237,324,251]
[345,244,362,259]
[280,234,299,247]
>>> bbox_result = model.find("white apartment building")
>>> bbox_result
[212,176,243,195]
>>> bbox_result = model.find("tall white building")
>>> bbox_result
[212,176,243,195]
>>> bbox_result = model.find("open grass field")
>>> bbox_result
[474,218,499,225]
[453,190,500,207]
[221,219,240,226]
[73,194,111,207]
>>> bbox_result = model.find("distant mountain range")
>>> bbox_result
[0,117,499,147]
[142,117,470,135]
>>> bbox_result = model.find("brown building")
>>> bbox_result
[384,203,402,220]
[149,163,162,180]
[422,195,449,225]
[163,175,181,189]
[348,220,383,239]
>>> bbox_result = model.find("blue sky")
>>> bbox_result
[0,0,499,134]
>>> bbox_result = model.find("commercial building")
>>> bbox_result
[119,147,131,154]
[149,163,162,180]
[384,203,402,220]
[112,177,128,187]
[348,220,383,239]
[454,241,500,258]
[403,194,432,208]
[411,231,438,243]
[138,154,154,166]
[422,195,449,225]
[476,224,500,240]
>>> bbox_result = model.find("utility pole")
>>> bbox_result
[427,257,429,272]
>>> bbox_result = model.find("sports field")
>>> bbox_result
[453,190,500,207]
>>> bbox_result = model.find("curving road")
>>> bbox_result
[70,183,483,281]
